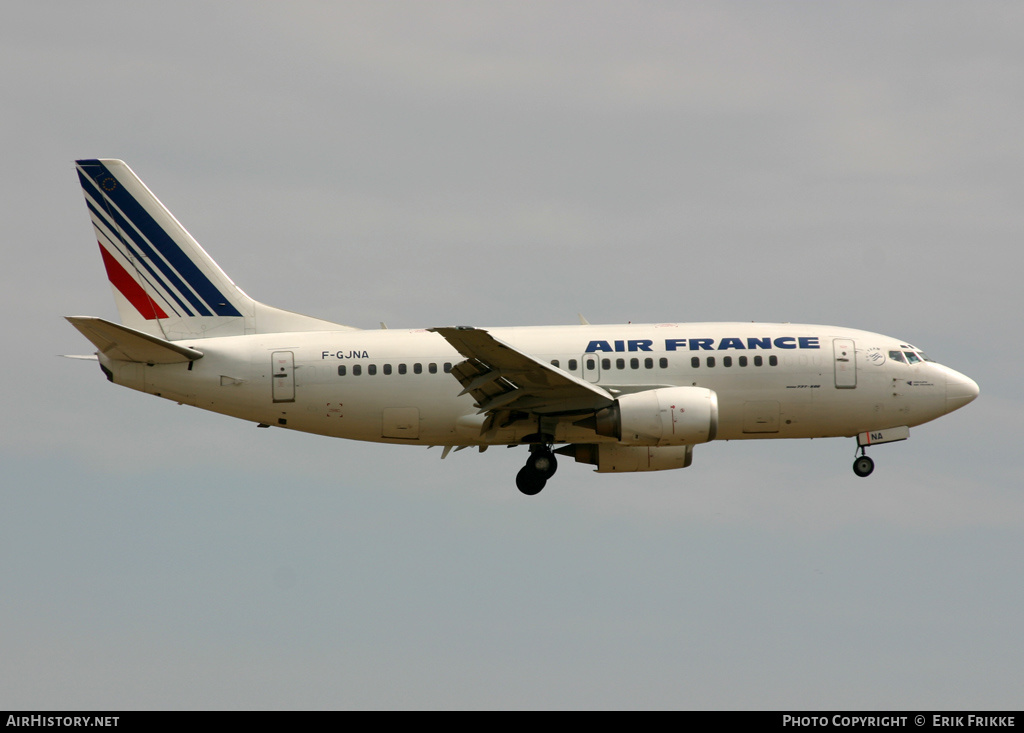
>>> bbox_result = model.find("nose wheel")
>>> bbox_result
[853,453,874,478]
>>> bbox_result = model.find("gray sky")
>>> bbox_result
[2,1,1021,710]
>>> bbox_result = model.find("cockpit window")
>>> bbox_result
[904,351,921,364]
[889,350,907,364]
[918,351,933,362]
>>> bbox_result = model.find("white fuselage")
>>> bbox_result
[99,322,977,448]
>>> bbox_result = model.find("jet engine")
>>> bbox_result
[583,386,719,446]
[560,443,695,473]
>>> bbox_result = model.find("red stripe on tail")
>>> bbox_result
[98,243,168,320]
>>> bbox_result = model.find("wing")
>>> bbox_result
[429,327,614,420]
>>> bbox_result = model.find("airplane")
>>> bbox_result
[66,159,980,495]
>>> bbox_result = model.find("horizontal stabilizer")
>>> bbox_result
[66,316,203,363]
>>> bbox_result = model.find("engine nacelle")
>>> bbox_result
[567,443,695,473]
[591,386,718,446]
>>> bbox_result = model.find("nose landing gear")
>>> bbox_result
[852,427,909,477]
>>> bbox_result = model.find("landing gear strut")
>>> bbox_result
[516,445,558,496]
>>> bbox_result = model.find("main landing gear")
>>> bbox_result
[516,445,558,496]
[852,448,875,478]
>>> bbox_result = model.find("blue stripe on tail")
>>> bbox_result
[76,160,242,318]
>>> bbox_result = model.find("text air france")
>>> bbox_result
[585,337,820,353]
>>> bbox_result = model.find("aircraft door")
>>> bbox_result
[582,353,600,383]
[833,339,857,389]
[272,351,296,402]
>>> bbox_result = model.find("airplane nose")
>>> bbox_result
[945,368,980,413]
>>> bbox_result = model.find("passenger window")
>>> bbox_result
[428,363,437,374]
[723,356,732,367]
[707,357,715,367]
[368,364,377,375]
[691,357,700,368]
[739,356,748,367]
[754,356,763,367]
[551,360,560,368]
[383,364,392,375]
[602,359,611,370]
[444,363,452,373]
[615,358,625,369]
[398,364,407,375]
[644,358,653,369]
[630,358,640,369]
[338,365,347,376]
[769,355,778,366]
[659,357,668,368]
[353,364,362,376]
[568,359,578,371]
[414,363,422,374]
[585,358,596,370]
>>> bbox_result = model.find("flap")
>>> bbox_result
[429,326,613,416]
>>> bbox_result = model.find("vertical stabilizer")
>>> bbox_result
[75,159,354,340]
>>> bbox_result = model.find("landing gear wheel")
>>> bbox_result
[853,455,875,477]
[516,466,547,496]
[527,450,558,479]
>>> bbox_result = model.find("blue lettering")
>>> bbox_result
[608,334,818,352]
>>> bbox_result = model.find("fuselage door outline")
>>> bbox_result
[272,350,296,403]
[833,338,857,389]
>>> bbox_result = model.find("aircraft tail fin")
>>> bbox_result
[74,159,355,340]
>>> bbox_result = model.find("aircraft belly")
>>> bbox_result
[267,377,465,444]
[710,367,892,440]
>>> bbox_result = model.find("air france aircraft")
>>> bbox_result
[67,159,979,495]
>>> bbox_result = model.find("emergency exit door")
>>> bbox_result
[272,351,296,402]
